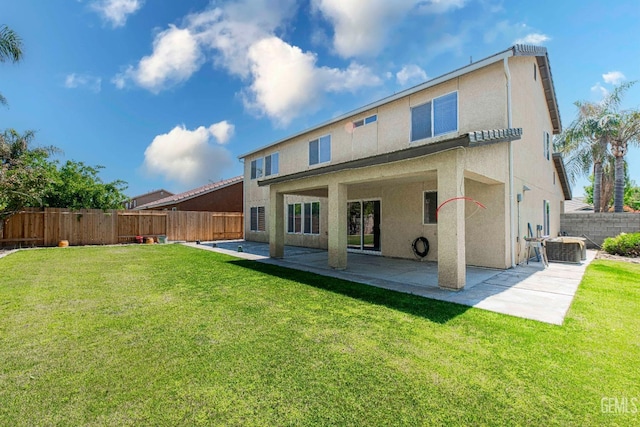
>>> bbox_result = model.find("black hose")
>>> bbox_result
[412,236,429,258]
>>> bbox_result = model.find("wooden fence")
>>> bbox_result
[0,208,243,247]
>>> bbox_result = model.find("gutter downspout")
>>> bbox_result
[504,57,516,268]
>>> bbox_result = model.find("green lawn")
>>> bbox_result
[1,245,638,426]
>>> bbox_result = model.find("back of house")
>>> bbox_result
[240,45,570,289]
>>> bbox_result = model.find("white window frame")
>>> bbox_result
[250,206,266,232]
[543,200,550,236]
[422,191,438,224]
[287,203,302,234]
[353,114,377,129]
[543,131,550,160]
[410,91,458,143]
[303,201,321,235]
[309,134,331,166]
[250,158,263,180]
[265,152,279,177]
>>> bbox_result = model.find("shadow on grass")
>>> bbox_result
[228,259,469,324]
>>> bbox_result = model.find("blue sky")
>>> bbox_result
[2,0,639,198]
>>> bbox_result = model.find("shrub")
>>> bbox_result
[602,232,640,257]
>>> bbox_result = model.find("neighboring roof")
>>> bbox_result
[134,176,243,210]
[564,198,593,213]
[240,44,561,159]
[128,188,173,200]
[259,128,523,187]
[552,153,573,201]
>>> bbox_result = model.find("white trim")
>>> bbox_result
[347,198,382,253]
[410,90,459,144]
[308,134,332,167]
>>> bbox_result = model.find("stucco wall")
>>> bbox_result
[560,213,640,248]
[509,55,567,263]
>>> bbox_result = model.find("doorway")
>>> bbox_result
[347,200,381,252]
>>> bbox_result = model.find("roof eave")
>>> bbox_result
[552,153,572,200]
[258,128,523,187]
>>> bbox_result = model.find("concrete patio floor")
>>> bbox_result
[185,240,595,325]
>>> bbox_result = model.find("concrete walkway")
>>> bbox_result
[185,240,595,325]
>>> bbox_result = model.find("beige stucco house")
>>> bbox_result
[239,45,571,290]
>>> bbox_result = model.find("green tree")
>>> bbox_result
[556,82,637,212]
[0,24,24,106]
[0,129,58,220]
[584,161,640,211]
[42,161,128,210]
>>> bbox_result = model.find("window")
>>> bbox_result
[250,206,265,232]
[423,191,438,224]
[288,201,320,234]
[250,158,263,179]
[304,202,320,234]
[543,200,550,236]
[353,114,377,129]
[309,135,331,165]
[534,64,537,81]
[411,91,458,142]
[543,131,550,160]
[287,203,302,233]
[265,153,279,176]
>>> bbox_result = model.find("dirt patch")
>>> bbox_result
[595,251,640,264]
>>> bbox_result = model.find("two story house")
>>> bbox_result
[240,45,571,290]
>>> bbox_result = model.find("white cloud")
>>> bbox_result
[64,73,102,92]
[312,0,415,58]
[90,0,143,27]
[591,82,609,99]
[312,0,466,58]
[396,64,428,86]
[602,71,625,85]
[142,123,234,186]
[416,0,467,14]
[115,25,203,93]
[209,120,235,144]
[117,1,382,125]
[514,33,550,45]
[244,37,381,127]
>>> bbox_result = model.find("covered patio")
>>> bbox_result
[189,240,595,325]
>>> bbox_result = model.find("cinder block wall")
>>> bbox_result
[560,213,640,248]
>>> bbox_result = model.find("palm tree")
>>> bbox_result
[558,82,637,212]
[0,129,58,167]
[0,24,24,106]
[606,110,640,211]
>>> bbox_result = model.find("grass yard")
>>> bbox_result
[1,245,639,425]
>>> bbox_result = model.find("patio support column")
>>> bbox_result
[437,154,466,290]
[328,182,347,270]
[269,187,284,259]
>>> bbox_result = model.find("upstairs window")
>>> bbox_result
[353,114,377,129]
[309,135,331,165]
[411,91,458,142]
[265,152,279,176]
[250,158,263,179]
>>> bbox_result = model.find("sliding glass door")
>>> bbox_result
[347,200,380,252]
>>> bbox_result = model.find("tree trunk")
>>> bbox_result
[593,160,602,213]
[613,153,625,212]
